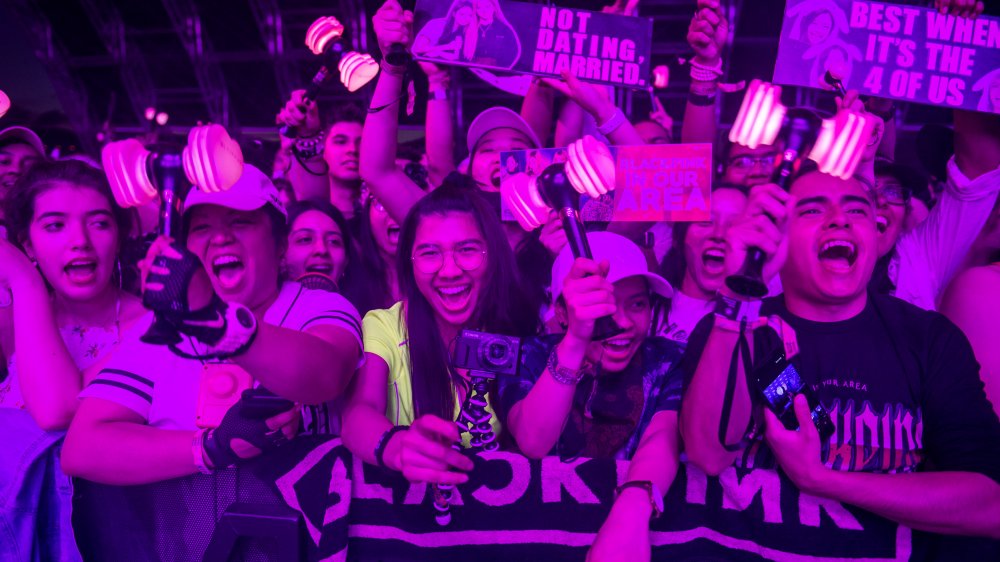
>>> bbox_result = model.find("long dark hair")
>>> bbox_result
[397,176,540,420]
[355,196,399,314]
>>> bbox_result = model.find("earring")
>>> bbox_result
[116,258,124,291]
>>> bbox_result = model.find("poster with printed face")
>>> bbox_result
[499,143,713,225]
[773,0,1000,114]
[412,0,653,90]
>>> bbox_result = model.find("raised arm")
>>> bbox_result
[680,0,728,145]
[506,258,612,458]
[521,78,557,147]
[0,239,81,430]
[360,0,426,224]
[543,72,643,146]
[420,62,457,187]
[276,90,330,201]
[680,184,792,475]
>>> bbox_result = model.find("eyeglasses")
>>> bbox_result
[873,180,910,207]
[728,154,777,170]
[411,246,487,274]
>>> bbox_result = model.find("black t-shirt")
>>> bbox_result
[674,292,1000,559]
[682,292,1000,481]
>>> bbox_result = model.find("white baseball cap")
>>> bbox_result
[550,231,673,305]
[183,164,287,220]
[466,107,541,153]
[0,126,45,156]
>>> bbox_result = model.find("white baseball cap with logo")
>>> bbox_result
[549,231,673,306]
[466,106,541,153]
[183,164,287,220]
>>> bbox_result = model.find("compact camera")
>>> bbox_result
[753,350,835,441]
[451,330,522,378]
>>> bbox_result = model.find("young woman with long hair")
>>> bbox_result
[341,184,539,484]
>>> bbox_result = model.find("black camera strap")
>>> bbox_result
[718,319,755,452]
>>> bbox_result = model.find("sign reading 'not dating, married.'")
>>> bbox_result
[412,0,653,89]
[774,0,1000,114]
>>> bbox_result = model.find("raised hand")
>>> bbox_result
[275,89,321,138]
[372,0,415,62]
[687,0,729,66]
[561,257,616,344]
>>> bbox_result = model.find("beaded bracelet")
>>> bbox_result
[374,425,408,468]
[546,349,588,385]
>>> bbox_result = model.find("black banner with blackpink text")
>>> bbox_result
[72,436,999,561]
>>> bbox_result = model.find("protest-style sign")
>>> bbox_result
[412,0,653,90]
[499,143,713,225]
[773,0,1000,114]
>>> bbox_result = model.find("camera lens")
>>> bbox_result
[480,337,513,368]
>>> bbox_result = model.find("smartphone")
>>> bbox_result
[241,388,295,419]
[196,363,253,429]
[753,351,834,441]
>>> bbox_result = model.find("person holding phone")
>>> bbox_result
[678,167,1000,558]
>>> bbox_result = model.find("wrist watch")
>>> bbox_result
[714,292,761,324]
[615,480,664,518]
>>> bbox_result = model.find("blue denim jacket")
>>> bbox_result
[0,409,82,562]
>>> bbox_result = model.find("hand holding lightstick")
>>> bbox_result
[502,135,623,340]
[725,79,876,298]
[279,16,345,139]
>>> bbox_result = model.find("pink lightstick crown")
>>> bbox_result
[0,90,11,119]
[729,79,786,150]
[102,124,244,209]
[501,135,616,232]
[653,65,670,89]
[338,52,380,93]
[305,16,344,56]
[807,109,876,180]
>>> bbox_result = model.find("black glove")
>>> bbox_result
[140,243,258,359]
[202,387,297,469]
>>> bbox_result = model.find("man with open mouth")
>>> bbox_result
[500,232,683,561]
[679,168,1000,560]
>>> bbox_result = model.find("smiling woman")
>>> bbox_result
[341,183,540,485]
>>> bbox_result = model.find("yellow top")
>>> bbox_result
[362,302,502,448]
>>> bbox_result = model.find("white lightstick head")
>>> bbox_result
[729,79,786,149]
[338,52,380,92]
[305,16,344,56]
[102,139,158,208]
[182,124,244,193]
[501,172,549,231]
[808,108,876,180]
[0,90,10,119]
[565,135,615,200]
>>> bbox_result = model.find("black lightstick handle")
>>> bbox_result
[558,207,624,341]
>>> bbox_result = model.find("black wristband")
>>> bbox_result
[688,92,717,107]
[374,425,407,469]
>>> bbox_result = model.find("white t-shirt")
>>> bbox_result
[79,282,362,431]
[892,157,1000,311]
[658,291,714,345]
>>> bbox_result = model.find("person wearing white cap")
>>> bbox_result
[63,164,364,485]
[499,231,683,561]
[0,126,45,223]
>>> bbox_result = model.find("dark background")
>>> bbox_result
[0,0,986,168]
